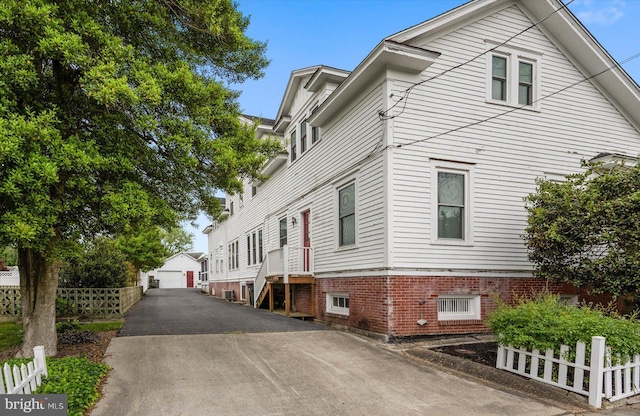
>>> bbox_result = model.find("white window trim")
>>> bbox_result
[485,42,542,111]
[246,227,263,266]
[430,160,474,246]
[438,295,481,321]
[326,293,350,316]
[334,173,359,250]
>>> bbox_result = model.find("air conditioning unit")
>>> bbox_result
[222,289,234,301]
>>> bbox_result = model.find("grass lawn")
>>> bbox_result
[79,320,124,332]
[0,321,23,351]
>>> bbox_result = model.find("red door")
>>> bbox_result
[186,271,194,288]
[302,210,311,272]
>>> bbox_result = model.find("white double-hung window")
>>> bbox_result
[486,42,541,109]
[431,160,474,245]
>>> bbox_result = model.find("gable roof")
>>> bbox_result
[161,251,202,265]
[307,0,640,131]
[386,0,640,129]
[274,66,324,133]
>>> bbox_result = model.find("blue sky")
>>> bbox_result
[187,0,640,253]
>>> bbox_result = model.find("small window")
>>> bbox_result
[239,192,244,208]
[338,183,356,246]
[327,293,349,316]
[431,161,473,245]
[290,130,297,162]
[560,294,578,305]
[300,121,307,153]
[437,172,465,239]
[246,228,263,266]
[518,61,533,106]
[279,218,288,247]
[246,235,251,266]
[251,186,257,197]
[438,295,480,321]
[492,56,507,101]
[227,240,239,270]
[230,201,234,216]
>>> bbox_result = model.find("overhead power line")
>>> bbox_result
[379,0,575,121]
[394,51,640,150]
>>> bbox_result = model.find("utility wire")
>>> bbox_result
[379,0,575,121]
[394,51,640,150]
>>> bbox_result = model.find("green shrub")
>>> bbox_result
[56,319,81,333]
[39,357,110,416]
[0,357,109,416]
[59,238,128,288]
[80,321,124,332]
[55,297,71,316]
[58,329,100,345]
[487,293,640,362]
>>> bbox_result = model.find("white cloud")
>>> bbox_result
[574,0,626,26]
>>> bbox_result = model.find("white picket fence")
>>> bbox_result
[0,346,48,394]
[496,336,640,408]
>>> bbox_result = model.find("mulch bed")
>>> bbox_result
[0,330,117,363]
[432,341,498,367]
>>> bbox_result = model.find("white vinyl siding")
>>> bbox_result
[205,3,640,283]
[391,4,640,272]
[206,75,386,282]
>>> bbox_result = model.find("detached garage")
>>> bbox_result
[149,252,202,289]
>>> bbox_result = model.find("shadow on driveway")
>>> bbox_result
[119,288,325,336]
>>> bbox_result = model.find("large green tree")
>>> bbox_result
[0,0,278,356]
[116,226,169,276]
[524,161,640,298]
[161,226,195,255]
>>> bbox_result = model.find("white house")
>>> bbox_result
[204,0,640,338]
[0,266,19,287]
[149,252,203,289]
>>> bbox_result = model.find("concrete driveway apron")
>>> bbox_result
[91,289,565,416]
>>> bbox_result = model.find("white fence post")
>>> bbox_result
[0,346,48,394]
[589,336,606,409]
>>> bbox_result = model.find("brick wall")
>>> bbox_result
[316,277,390,334]
[208,281,242,301]
[292,284,312,314]
[315,275,616,338]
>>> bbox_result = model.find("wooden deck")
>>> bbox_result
[272,310,315,321]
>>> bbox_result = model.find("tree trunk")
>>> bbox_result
[18,248,59,357]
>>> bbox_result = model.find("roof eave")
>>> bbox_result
[308,41,440,126]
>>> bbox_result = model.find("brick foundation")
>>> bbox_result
[208,281,248,303]
[316,275,617,338]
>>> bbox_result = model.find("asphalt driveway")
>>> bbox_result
[91,289,566,416]
[119,288,324,336]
